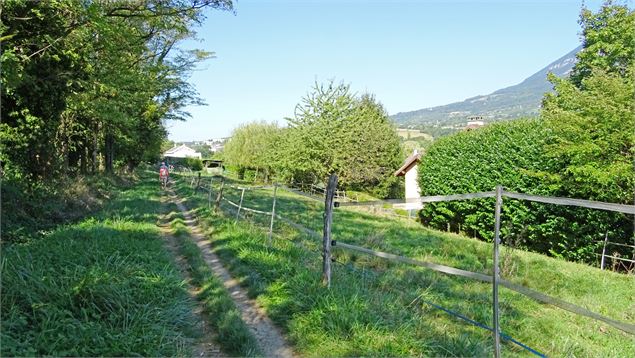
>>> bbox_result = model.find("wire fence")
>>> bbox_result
[179,172,635,357]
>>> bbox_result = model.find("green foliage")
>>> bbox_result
[223,121,281,181]
[417,120,551,240]
[184,157,204,171]
[417,3,635,264]
[190,144,213,158]
[570,1,635,87]
[275,81,403,195]
[0,0,232,177]
[542,70,634,202]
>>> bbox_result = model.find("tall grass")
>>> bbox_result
[1,172,133,243]
[1,175,198,356]
[175,173,635,357]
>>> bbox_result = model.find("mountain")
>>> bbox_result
[391,46,581,128]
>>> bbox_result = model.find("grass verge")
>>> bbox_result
[166,205,262,356]
[1,173,198,356]
[174,173,634,357]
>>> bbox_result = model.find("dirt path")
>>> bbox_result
[168,192,295,358]
[157,201,225,358]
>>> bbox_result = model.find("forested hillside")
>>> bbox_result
[391,46,580,129]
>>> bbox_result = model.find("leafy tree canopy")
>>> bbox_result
[277,81,403,192]
[0,0,232,178]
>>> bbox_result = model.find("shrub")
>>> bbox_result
[184,158,203,171]
[417,119,633,264]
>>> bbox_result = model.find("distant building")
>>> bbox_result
[205,137,229,152]
[163,144,202,159]
[394,149,423,210]
[465,115,485,130]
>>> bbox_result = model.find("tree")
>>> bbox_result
[223,121,281,180]
[0,0,233,178]
[277,81,402,194]
[569,1,635,87]
[541,2,635,203]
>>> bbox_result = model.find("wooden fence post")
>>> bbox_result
[268,184,278,245]
[322,174,338,288]
[215,177,225,213]
[193,172,201,194]
[492,185,503,358]
[207,176,214,209]
[236,187,246,221]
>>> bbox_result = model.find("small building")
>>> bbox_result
[465,115,485,130]
[163,144,202,159]
[394,149,423,210]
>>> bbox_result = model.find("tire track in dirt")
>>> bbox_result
[158,198,225,358]
[169,191,295,358]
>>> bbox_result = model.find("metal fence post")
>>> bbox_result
[215,177,225,213]
[268,184,278,245]
[600,231,609,270]
[236,187,246,221]
[322,174,338,288]
[493,185,503,358]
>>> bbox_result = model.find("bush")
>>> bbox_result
[184,158,203,171]
[417,119,633,264]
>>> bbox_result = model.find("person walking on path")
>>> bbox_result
[159,162,170,189]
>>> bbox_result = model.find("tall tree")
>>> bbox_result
[542,1,635,204]
[0,0,233,177]
[569,1,635,87]
[277,81,403,193]
[223,121,281,180]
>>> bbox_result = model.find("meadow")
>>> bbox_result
[176,172,634,357]
[1,173,257,356]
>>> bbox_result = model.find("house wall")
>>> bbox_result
[405,164,421,199]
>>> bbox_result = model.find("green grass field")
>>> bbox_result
[0,172,256,356]
[176,173,634,357]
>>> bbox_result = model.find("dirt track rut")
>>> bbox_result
[171,193,295,358]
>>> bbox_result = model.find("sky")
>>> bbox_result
[167,0,607,142]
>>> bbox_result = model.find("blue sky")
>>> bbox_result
[168,0,606,141]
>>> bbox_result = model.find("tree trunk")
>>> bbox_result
[61,140,69,174]
[105,131,114,173]
[81,145,87,174]
[92,122,99,174]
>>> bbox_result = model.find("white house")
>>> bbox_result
[394,149,423,210]
[163,144,202,159]
[465,115,485,130]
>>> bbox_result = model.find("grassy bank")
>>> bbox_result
[2,173,197,356]
[1,172,128,243]
[175,173,634,357]
[166,205,262,356]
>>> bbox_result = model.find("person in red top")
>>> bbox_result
[159,162,169,188]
